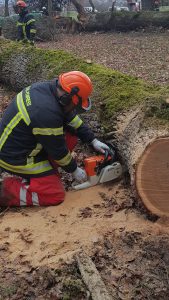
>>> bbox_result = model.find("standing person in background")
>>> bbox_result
[14,0,36,45]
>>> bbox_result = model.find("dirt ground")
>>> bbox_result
[1,32,169,299]
[1,181,169,300]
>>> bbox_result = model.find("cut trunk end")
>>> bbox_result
[136,138,169,217]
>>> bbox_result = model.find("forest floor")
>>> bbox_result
[0,31,169,300]
[38,31,169,85]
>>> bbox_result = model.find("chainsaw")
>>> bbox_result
[72,144,123,190]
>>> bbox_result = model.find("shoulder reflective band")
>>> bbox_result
[0,112,22,151]
[0,159,52,175]
[17,92,31,125]
[68,115,83,129]
[54,152,72,166]
[33,127,63,136]
[26,19,35,25]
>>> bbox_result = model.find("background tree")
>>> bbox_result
[5,0,9,16]
[89,0,95,12]
[48,0,52,15]
[141,0,154,10]
[71,0,86,14]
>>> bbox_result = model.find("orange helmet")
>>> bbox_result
[16,0,27,7]
[58,71,93,110]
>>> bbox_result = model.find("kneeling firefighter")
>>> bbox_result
[0,71,110,206]
[14,0,36,45]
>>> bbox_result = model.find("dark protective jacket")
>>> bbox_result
[17,10,36,42]
[0,80,95,177]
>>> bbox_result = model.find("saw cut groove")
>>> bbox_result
[136,138,169,217]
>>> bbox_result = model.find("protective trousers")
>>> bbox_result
[0,133,77,207]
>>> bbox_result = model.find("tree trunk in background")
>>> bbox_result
[48,0,52,16]
[89,0,95,12]
[71,0,87,21]
[4,0,9,16]
[142,0,154,10]
[111,0,116,12]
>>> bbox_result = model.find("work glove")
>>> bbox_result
[72,167,87,183]
[91,138,110,154]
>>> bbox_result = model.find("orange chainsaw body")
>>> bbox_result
[84,155,111,176]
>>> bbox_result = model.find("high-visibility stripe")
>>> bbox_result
[22,24,26,39]
[33,127,63,136]
[55,152,72,166]
[68,116,83,129]
[0,159,52,175]
[30,29,36,33]
[27,157,34,164]
[20,186,27,206]
[0,112,22,151]
[26,19,35,25]
[17,92,31,125]
[32,192,39,206]
[29,143,43,157]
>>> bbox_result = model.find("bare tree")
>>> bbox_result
[111,0,116,12]
[48,0,52,15]
[89,0,95,12]
[71,0,87,20]
[5,0,9,16]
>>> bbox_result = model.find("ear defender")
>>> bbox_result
[59,86,80,106]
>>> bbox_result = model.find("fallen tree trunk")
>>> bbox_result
[2,11,169,39]
[1,39,169,217]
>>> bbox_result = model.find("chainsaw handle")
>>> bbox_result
[104,148,116,163]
